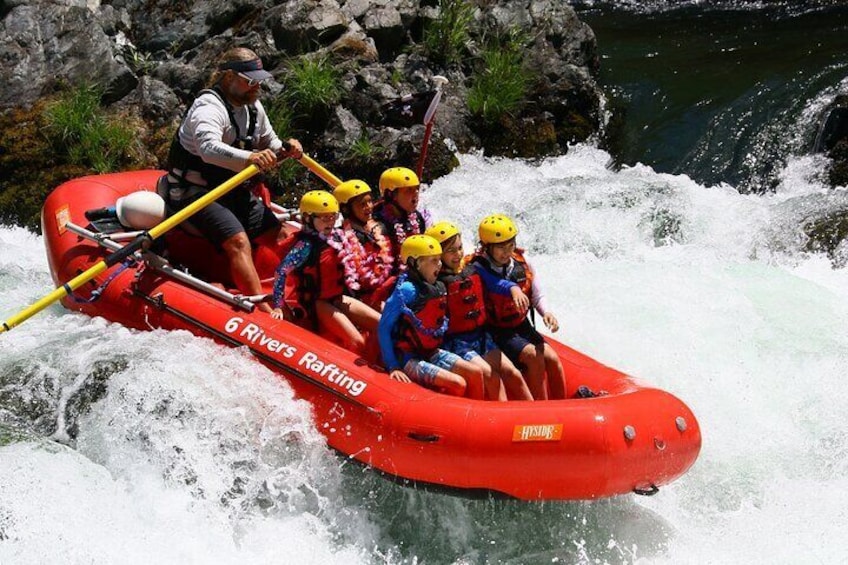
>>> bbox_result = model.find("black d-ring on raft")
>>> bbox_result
[634,484,660,496]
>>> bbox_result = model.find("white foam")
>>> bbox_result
[4,144,848,562]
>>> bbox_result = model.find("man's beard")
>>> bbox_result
[224,82,259,106]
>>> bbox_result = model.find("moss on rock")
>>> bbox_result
[0,91,160,232]
[0,103,91,232]
[472,114,559,158]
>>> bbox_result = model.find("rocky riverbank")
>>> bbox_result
[0,0,603,231]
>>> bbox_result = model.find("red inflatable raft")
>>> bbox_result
[41,170,701,500]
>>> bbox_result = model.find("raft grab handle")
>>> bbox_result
[633,484,659,496]
[408,432,441,443]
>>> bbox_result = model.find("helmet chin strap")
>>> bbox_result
[302,214,317,231]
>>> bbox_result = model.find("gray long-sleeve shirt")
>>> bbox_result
[176,91,283,186]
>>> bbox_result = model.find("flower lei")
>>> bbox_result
[390,207,431,246]
[396,272,449,338]
[325,223,394,292]
[362,223,395,285]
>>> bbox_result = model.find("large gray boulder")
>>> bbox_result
[113,0,265,55]
[268,0,349,55]
[0,2,135,108]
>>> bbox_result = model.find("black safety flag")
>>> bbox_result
[381,90,439,127]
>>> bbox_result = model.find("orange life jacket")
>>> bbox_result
[439,265,486,335]
[472,249,534,329]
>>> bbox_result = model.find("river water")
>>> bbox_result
[579,0,848,191]
[2,3,848,564]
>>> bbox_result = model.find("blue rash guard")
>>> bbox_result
[377,280,419,372]
[472,262,518,296]
[270,239,314,308]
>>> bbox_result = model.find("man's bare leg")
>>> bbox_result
[221,232,272,313]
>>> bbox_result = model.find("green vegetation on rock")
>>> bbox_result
[284,56,342,117]
[423,0,474,67]
[0,85,151,231]
[0,102,88,231]
[348,135,381,160]
[44,84,144,174]
[467,41,530,123]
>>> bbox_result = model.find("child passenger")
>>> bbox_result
[372,167,430,271]
[378,234,485,399]
[471,214,567,400]
[270,190,380,354]
[425,221,532,401]
[331,179,396,309]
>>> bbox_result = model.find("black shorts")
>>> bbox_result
[172,191,280,246]
[489,318,544,367]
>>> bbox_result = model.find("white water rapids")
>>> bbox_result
[2,146,848,563]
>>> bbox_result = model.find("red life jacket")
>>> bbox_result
[472,249,533,329]
[367,275,398,309]
[394,278,448,357]
[283,231,346,327]
[439,265,486,335]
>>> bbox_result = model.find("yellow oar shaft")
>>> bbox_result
[1,165,260,334]
[1,263,110,332]
[298,154,341,187]
[149,165,259,239]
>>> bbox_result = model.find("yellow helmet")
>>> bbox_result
[425,221,461,244]
[478,214,518,244]
[299,190,339,215]
[379,167,419,195]
[333,179,372,204]
[400,234,442,262]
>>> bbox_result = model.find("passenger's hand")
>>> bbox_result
[390,369,411,383]
[278,138,303,160]
[247,149,278,171]
[510,286,530,315]
[257,302,274,314]
[543,312,559,333]
[270,307,285,320]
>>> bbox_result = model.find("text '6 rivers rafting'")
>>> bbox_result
[224,316,367,397]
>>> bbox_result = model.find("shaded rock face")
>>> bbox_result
[0,3,135,107]
[110,0,262,54]
[469,1,602,153]
[815,94,848,155]
[479,0,598,71]
[269,0,349,55]
[0,0,603,229]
